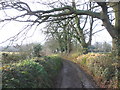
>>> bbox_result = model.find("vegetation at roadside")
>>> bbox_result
[0,0,120,89]
[67,53,119,88]
[2,54,62,88]
[1,52,29,64]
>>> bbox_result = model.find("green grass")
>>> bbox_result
[2,55,62,88]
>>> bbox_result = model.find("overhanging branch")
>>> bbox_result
[0,1,102,24]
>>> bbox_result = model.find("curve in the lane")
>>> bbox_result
[55,60,99,88]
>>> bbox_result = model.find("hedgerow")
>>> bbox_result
[74,53,119,88]
[2,55,62,88]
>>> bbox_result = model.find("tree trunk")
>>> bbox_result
[112,2,120,61]
[112,37,120,88]
[58,40,64,53]
[112,2,120,88]
[82,42,88,54]
[112,38,120,59]
[101,2,120,61]
[72,0,88,54]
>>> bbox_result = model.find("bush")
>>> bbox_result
[2,55,62,88]
[75,53,118,88]
[2,60,50,88]
[1,52,29,64]
[33,44,42,57]
[33,55,62,79]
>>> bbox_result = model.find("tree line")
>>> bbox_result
[0,0,119,68]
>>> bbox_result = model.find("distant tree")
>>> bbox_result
[33,44,42,57]
[93,42,112,52]
[102,42,112,52]
[45,17,73,53]
[2,46,19,52]
[0,0,120,66]
[94,42,102,52]
[43,38,59,55]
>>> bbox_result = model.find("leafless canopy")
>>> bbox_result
[0,0,116,46]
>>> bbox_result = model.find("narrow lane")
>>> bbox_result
[55,60,98,88]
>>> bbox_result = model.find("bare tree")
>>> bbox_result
[0,0,120,60]
[44,1,101,54]
[45,17,73,53]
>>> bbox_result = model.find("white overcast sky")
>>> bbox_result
[0,0,112,47]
